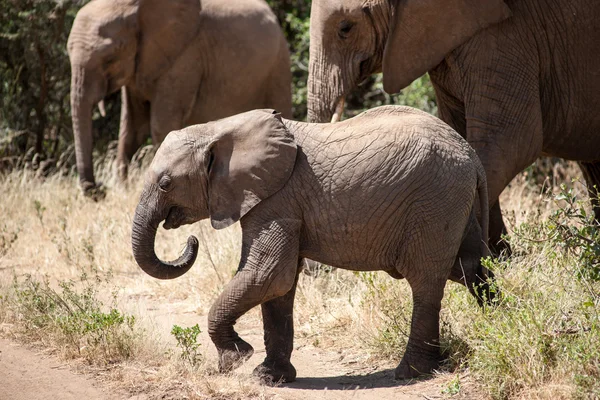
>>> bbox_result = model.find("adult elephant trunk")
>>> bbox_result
[131,198,199,280]
[307,48,346,123]
[70,66,95,188]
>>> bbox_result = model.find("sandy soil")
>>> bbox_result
[0,338,125,400]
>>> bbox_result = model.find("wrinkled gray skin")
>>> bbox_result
[131,106,495,381]
[67,0,292,195]
[307,0,600,255]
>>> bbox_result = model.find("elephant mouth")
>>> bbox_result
[163,206,201,230]
[163,207,185,230]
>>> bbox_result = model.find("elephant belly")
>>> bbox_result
[298,207,410,272]
[541,101,600,162]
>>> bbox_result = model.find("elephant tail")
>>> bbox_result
[475,156,490,258]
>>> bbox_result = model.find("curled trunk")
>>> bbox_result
[131,199,199,280]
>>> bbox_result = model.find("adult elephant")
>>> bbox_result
[68,0,292,195]
[307,0,600,253]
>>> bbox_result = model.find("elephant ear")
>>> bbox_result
[382,0,511,93]
[136,0,201,94]
[207,110,298,230]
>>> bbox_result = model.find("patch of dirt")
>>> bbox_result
[0,338,127,400]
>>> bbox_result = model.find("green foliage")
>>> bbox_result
[0,0,120,161]
[545,183,600,281]
[171,324,202,366]
[7,271,139,364]
[442,374,461,396]
[359,272,411,360]
[345,73,437,117]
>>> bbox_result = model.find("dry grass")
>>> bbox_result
[1,155,599,399]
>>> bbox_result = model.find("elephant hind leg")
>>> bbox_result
[578,161,600,222]
[395,276,447,380]
[449,212,497,307]
[117,86,150,182]
[253,261,301,384]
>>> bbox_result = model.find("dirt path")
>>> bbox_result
[0,332,451,400]
[0,338,124,400]
[0,301,466,400]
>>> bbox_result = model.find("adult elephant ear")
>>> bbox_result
[382,0,511,93]
[206,110,298,230]
[136,0,202,95]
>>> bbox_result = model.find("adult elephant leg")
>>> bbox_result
[150,49,201,145]
[117,86,150,182]
[253,261,301,383]
[489,201,511,257]
[449,212,497,306]
[395,278,446,379]
[264,39,293,119]
[578,161,600,222]
[464,60,543,240]
[431,76,514,257]
[150,103,184,145]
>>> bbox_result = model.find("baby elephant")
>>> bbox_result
[131,106,495,382]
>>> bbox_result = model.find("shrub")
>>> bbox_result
[0,0,120,170]
[4,270,140,364]
[171,324,203,367]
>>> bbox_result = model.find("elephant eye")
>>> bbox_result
[158,175,172,192]
[338,21,354,39]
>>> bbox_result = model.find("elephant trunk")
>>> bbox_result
[131,196,199,280]
[70,65,95,188]
[307,47,344,123]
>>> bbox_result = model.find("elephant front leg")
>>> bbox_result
[395,283,445,380]
[208,218,301,375]
[207,274,258,373]
[253,261,302,383]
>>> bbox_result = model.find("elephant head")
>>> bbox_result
[307,0,511,123]
[131,110,297,279]
[67,0,201,191]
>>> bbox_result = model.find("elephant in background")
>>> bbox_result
[307,0,600,254]
[131,106,495,381]
[67,0,292,195]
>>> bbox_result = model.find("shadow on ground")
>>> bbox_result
[281,368,434,391]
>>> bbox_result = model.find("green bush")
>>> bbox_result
[171,324,203,366]
[0,0,120,162]
[6,271,139,364]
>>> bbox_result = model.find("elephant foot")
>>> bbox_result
[217,339,254,373]
[81,181,106,201]
[394,353,440,380]
[253,358,296,384]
